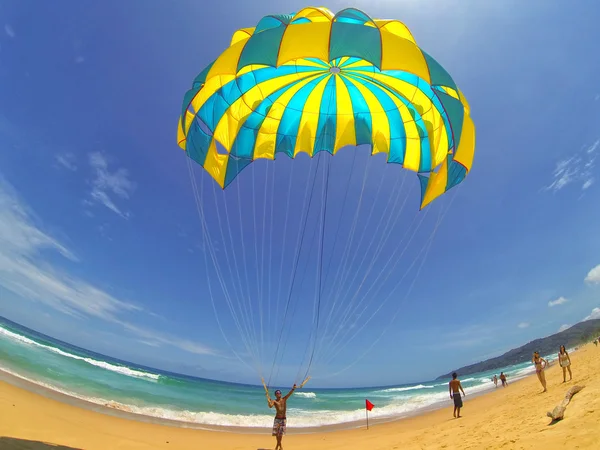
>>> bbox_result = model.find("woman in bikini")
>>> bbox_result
[532,351,548,392]
[558,345,572,382]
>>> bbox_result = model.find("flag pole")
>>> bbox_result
[366,407,369,430]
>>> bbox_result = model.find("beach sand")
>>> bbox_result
[1,343,599,449]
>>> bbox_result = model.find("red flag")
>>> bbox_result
[366,399,374,411]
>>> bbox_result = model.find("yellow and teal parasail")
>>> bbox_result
[177,6,475,209]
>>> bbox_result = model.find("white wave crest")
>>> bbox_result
[0,326,159,381]
[295,392,316,398]
[0,366,500,429]
[379,384,434,393]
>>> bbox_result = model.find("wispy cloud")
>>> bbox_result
[584,307,600,321]
[4,25,15,39]
[435,323,501,349]
[584,264,600,285]
[0,176,215,355]
[87,152,136,219]
[548,296,569,307]
[517,322,530,329]
[544,139,598,192]
[558,324,571,332]
[54,153,77,172]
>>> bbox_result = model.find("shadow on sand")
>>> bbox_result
[0,437,82,450]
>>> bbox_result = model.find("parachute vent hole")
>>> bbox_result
[329,67,341,74]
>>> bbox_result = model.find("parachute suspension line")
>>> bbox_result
[320,210,431,365]
[257,163,270,372]
[272,159,298,362]
[319,191,457,375]
[211,180,262,373]
[321,149,359,288]
[267,155,324,387]
[269,156,323,386]
[314,168,410,362]
[266,163,275,336]
[319,204,430,364]
[183,154,257,374]
[325,162,388,317]
[317,157,372,347]
[318,175,414,357]
[303,154,332,381]
[291,155,331,383]
[235,171,261,368]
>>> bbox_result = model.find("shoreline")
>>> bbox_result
[1,343,598,449]
[0,365,524,435]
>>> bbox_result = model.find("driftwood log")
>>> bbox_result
[546,385,584,421]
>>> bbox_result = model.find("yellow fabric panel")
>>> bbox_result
[254,74,322,159]
[374,20,416,43]
[380,30,430,82]
[293,7,334,22]
[203,141,229,188]
[420,157,449,210]
[237,64,267,76]
[212,72,320,152]
[292,58,328,69]
[458,88,471,114]
[453,114,475,172]
[230,28,255,46]
[180,110,197,144]
[190,74,235,120]
[294,75,331,157]
[353,72,421,169]
[337,56,350,67]
[344,59,374,70]
[333,75,356,152]
[206,40,246,78]
[362,72,448,168]
[442,86,460,100]
[177,116,186,149]
[344,77,390,156]
[277,23,331,66]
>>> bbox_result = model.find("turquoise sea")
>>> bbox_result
[0,316,541,430]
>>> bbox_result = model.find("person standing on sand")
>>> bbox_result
[266,384,296,450]
[449,372,466,418]
[499,372,508,387]
[493,374,498,387]
[558,345,572,382]
[532,351,548,393]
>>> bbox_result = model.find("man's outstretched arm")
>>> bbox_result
[283,384,297,400]
[266,393,274,408]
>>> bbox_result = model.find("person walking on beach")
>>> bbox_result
[493,374,498,387]
[558,345,572,382]
[449,372,466,418]
[266,384,296,450]
[499,372,508,387]
[532,351,548,393]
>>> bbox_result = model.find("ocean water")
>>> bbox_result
[0,316,541,430]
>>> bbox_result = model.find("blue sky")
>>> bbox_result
[1,0,600,388]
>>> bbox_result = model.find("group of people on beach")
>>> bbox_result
[491,372,508,388]
[531,345,572,393]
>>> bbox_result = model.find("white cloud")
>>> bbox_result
[558,324,571,332]
[87,152,136,219]
[584,307,600,321]
[548,296,569,307]
[4,25,15,38]
[544,140,598,192]
[0,177,214,355]
[55,153,77,171]
[585,264,600,285]
[517,322,530,329]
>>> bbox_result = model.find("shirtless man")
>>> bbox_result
[449,372,466,418]
[266,384,296,450]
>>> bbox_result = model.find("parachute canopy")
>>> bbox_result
[177,6,475,209]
